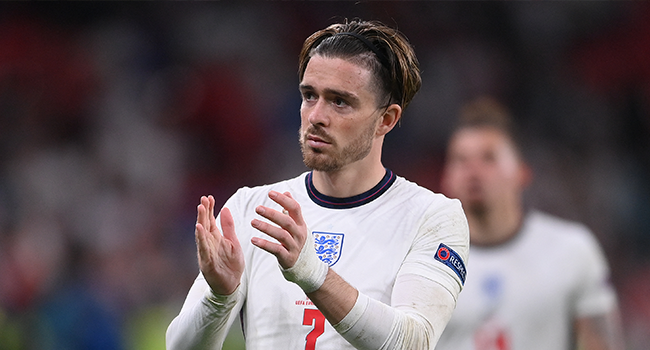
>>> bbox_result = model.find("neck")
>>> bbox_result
[467,202,524,246]
[311,159,386,198]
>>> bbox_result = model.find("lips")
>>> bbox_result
[304,128,332,148]
[308,134,329,143]
[307,135,330,148]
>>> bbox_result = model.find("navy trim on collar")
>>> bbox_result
[305,169,396,209]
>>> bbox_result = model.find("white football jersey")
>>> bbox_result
[169,170,469,349]
[436,211,618,350]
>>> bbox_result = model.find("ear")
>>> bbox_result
[376,104,402,137]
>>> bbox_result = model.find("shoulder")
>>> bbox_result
[391,177,470,294]
[393,176,470,246]
[526,211,595,241]
[390,176,464,213]
[388,176,468,240]
[523,210,604,256]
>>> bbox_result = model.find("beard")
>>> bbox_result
[300,122,376,172]
[464,201,489,218]
[456,186,488,216]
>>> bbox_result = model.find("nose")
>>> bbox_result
[451,156,482,182]
[466,158,485,176]
[305,99,329,127]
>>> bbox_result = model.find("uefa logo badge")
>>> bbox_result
[434,243,466,284]
[312,232,344,267]
[437,246,451,261]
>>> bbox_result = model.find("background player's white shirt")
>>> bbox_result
[168,170,469,350]
[436,210,618,350]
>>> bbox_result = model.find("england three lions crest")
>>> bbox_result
[312,232,344,267]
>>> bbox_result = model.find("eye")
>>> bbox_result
[302,91,316,102]
[333,97,348,107]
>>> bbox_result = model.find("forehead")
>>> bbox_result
[301,55,376,99]
[449,127,517,155]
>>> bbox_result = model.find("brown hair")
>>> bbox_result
[455,96,525,158]
[298,19,421,111]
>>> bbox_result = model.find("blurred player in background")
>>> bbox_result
[436,96,624,350]
[166,19,469,349]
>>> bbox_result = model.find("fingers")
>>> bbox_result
[252,205,301,249]
[273,191,303,223]
[253,191,306,241]
[196,195,219,234]
[260,191,305,226]
[251,235,285,257]
[251,190,308,269]
[195,221,215,264]
[251,212,294,244]
[197,196,211,231]
[251,232,295,269]
[208,195,215,216]
[208,195,216,231]
[220,207,240,246]
[196,195,222,259]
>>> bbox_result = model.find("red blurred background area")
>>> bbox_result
[0,2,648,349]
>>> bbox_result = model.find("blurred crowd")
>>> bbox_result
[0,2,648,349]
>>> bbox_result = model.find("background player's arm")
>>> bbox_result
[572,226,624,350]
[575,310,625,350]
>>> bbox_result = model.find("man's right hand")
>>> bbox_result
[195,195,245,295]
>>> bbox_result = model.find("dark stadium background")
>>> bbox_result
[0,2,648,349]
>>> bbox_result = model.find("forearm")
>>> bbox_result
[306,268,358,324]
[166,280,241,350]
[306,268,392,349]
[306,271,454,350]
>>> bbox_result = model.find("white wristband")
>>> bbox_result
[281,231,328,293]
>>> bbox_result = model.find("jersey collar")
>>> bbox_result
[305,169,396,209]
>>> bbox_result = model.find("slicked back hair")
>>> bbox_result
[298,20,422,112]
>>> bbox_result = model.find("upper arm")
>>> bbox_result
[398,199,470,301]
[379,199,469,348]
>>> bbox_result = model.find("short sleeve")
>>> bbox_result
[573,229,618,317]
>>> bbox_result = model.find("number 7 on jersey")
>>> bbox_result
[303,309,325,350]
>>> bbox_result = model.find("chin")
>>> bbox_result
[302,152,339,172]
[304,160,342,172]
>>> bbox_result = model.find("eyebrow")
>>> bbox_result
[299,84,361,105]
